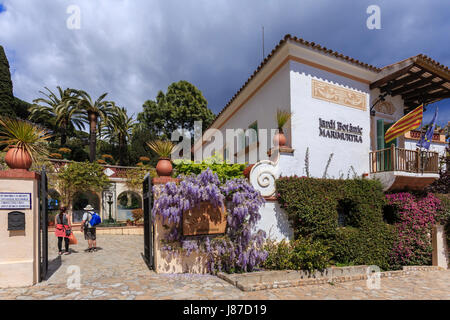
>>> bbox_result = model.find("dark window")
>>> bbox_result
[337,199,354,227]
[338,209,347,227]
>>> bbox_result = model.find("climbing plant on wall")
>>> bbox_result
[152,168,267,274]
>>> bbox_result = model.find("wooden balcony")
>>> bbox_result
[369,145,439,174]
[369,145,440,191]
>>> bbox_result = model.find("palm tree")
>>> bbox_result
[103,106,135,166]
[29,87,84,146]
[75,91,115,162]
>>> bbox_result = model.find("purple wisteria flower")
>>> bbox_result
[152,168,267,273]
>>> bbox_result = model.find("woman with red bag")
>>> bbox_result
[54,207,72,255]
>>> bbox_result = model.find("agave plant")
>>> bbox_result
[276,109,292,131]
[146,140,174,159]
[0,117,52,161]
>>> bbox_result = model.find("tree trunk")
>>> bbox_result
[119,135,125,166]
[60,121,67,146]
[88,111,98,163]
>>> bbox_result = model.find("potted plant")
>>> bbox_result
[139,156,150,165]
[102,154,114,164]
[132,208,144,226]
[147,140,174,177]
[0,117,51,170]
[58,147,72,160]
[274,109,292,147]
[50,152,63,159]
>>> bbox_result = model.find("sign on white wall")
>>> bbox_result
[0,193,32,210]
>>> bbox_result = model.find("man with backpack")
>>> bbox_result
[81,204,101,252]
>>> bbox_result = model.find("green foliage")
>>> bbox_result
[263,237,332,272]
[174,155,245,182]
[276,109,292,131]
[137,80,215,138]
[13,97,31,120]
[146,140,174,158]
[276,177,394,270]
[333,225,395,270]
[0,47,30,119]
[0,46,14,117]
[57,161,110,207]
[123,165,156,191]
[0,117,52,161]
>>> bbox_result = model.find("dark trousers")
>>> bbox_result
[58,237,69,252]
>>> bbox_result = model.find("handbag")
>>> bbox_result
[65,227,72,237]
[68,232,77,245]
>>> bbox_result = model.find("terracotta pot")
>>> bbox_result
[273,131,287,147]
[4,145,32,170]
[156,158,173,177]
[243,164,255,179]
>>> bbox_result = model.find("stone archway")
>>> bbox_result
[116,191,142,222]
[72,191,100,223]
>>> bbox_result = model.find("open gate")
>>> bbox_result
[142,173,154,269]
[38,168,48,282]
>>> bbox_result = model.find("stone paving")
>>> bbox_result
[0,234,449,300]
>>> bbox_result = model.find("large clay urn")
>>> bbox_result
[156,158,173,177]
[273,130,287,147]
[4,145,32,170]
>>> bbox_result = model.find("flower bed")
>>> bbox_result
[386,192,447,269]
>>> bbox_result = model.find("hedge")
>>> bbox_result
[276,177,395,270]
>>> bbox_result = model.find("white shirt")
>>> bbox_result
[82,211,94,228]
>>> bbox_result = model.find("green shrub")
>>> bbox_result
[332,225,395,270]
[174,155,245,182]
[263,237,332,272]
[276,177,394,270]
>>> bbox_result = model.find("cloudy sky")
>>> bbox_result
[0,0,448,125]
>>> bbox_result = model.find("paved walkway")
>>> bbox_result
[0,234,449,300]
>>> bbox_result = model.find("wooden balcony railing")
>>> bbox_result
[369,145,439,174]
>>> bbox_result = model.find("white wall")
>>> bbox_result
[285,60,371,178]
[202,63,291,162]
[254,202,294,242]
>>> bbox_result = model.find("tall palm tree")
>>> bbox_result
[103,106,135,165]
[75,90,115,162]
[29,87,84,146]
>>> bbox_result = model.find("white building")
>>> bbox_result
[195,35,449,241]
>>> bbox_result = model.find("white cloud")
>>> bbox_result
[0,0,448,119]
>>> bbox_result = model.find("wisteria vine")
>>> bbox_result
[152,168,267,273]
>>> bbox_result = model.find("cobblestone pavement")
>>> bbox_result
[0,234,449,300]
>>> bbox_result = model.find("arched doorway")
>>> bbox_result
[72,191,100,223]
[117,191,142,222]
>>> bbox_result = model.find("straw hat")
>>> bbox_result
[83,204,95,211]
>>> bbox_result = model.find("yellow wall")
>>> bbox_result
[0,175,39,288]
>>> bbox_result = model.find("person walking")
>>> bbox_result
[55,207,72,255]
[81,204,98,252]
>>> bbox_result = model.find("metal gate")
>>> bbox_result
[38,168,48,282]
[142,173,154,269]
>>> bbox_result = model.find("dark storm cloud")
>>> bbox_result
[0,0,448,124]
